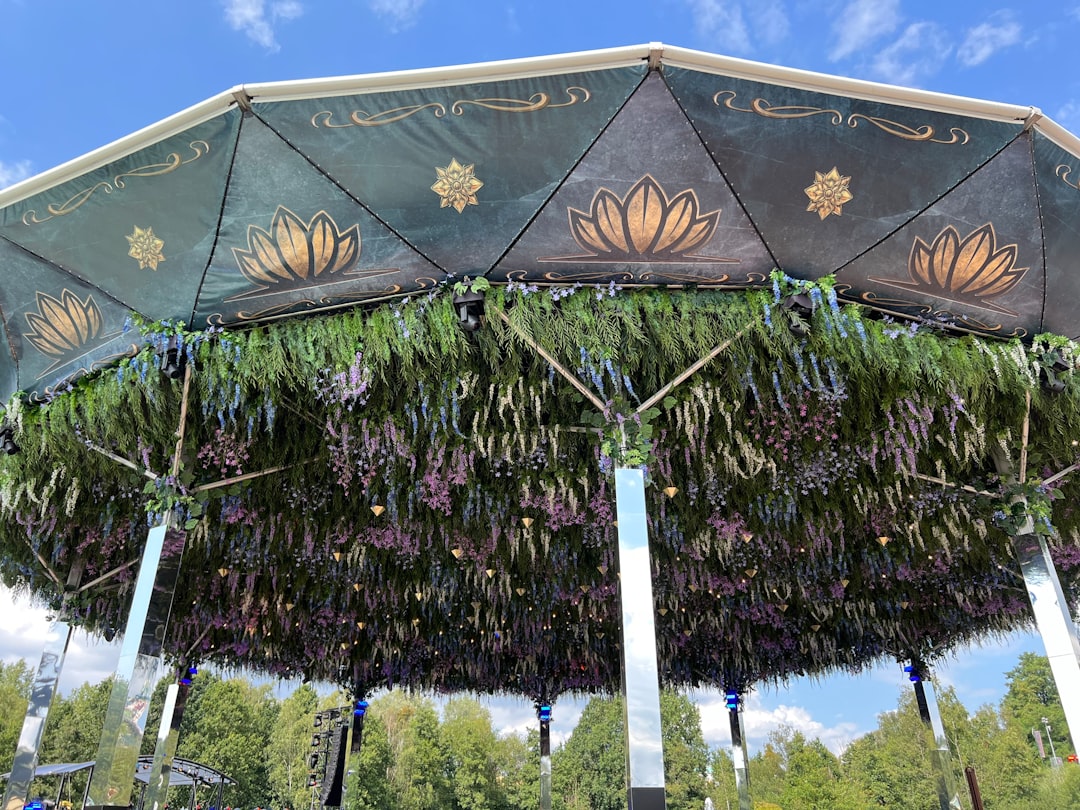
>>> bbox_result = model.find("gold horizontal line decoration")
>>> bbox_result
[714,91,969,145]
[714,91,843,124]
[311,86,590,129]
[22,141,211,225]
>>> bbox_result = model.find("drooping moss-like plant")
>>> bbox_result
[1,278,1078,698]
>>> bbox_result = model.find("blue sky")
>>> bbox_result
[0,0,1070,755]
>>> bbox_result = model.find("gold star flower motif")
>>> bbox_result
[126,225,165,270]
[431,158,484,213]
[804,167,853,220]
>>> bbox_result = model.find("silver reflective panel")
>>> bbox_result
[88,523,187,809]
[2,621,72,810]
[915,679,962,810]
[728,707,751,810]
[539,721,551,810]
[144,682,182,810]
[1013,530,1080,757]
[614,467,666,797]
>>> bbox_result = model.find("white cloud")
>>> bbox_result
[0,159,32,190]
[957,11,1022,67]
[748,0,790,47]
[697,689,862,755]
[0,585,121,694]
[369,0,426,31]
[829,0,901,62]
[222,0,303,51]
[1055,100,1080,132]
[685,0,753,55]
[870,22,952,87]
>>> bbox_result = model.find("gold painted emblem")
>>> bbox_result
[804,168,853,220]
[126,226,165,270]
[232,206,361,288]
[561,175,733,262]
[431,159,484,213]
[23,289,104,358]
[871,223,1028,315]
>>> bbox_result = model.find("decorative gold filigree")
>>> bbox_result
[431,159,483,212]
[23,290,104,358]
[1056,164,1080,190]
[804,167,853,219]
[870,223,1027,315]
[311,87,589,128]
[21,141,210,225]
[714,91,969,145]
[231,207,361,290]
[543,175,738,264]
[126,226,165,270]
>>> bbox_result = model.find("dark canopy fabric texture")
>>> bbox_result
[0,45,1074,401]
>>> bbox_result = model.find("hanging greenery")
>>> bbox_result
[1,277,1079,699]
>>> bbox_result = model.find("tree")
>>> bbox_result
[552,697,624,810]
[493,729,539,810]
[0,660,32,775]
[441,697,500,810]
[177,675,278,808]
[659,692,709,810]
[1002,652,1072,759]
[773,730,866,810]
[382,694,451,810]
[345,714,396,810]
[268,682,318,810]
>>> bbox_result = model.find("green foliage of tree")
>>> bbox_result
[345,714,395,810]
[33,676,113,803]
[707,748,739,810]
[552,697,624,810]
[493,729,539,810]
[441,698,500,810]
[658,692,709,810]
[372,693,451,810]
[0,660,32,775]
[1002,652,1072,758]
[176,675,279,808]
[268,682,318,810]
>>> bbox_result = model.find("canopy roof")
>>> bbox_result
[3,43,1080,401]
[2,45,1080,699]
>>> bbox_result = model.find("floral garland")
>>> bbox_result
[1,278,1078,698]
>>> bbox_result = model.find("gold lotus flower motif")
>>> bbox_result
[804,167,853,220]
[232,207,360,287]
[567,175,720,259]
[126,225,165,270]
[901,224,1027,306]
[24,289,104,358]
[431,158,484,213]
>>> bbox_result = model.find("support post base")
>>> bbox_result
[627,787,666,810]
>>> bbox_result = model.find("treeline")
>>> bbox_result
[1,653,1079,809]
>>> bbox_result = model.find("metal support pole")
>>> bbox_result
[144,671,192,810]
[536,702,552,810]
[992,447,1080,756]
[910,669,962,810]
[1012,529,1080,756]
[86,520,188,810]
[727,700,751,810]
[2,620,73,810]
[614,466,666,810]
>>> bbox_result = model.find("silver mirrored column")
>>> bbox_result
[144,667,194,810]
[614,466,666,810]
[87,521,187,810]
[2,619,73,810]
[1011,527,1080,756]
[726,693,751,810]
[909,664,962,810]
[536,702,552,810]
